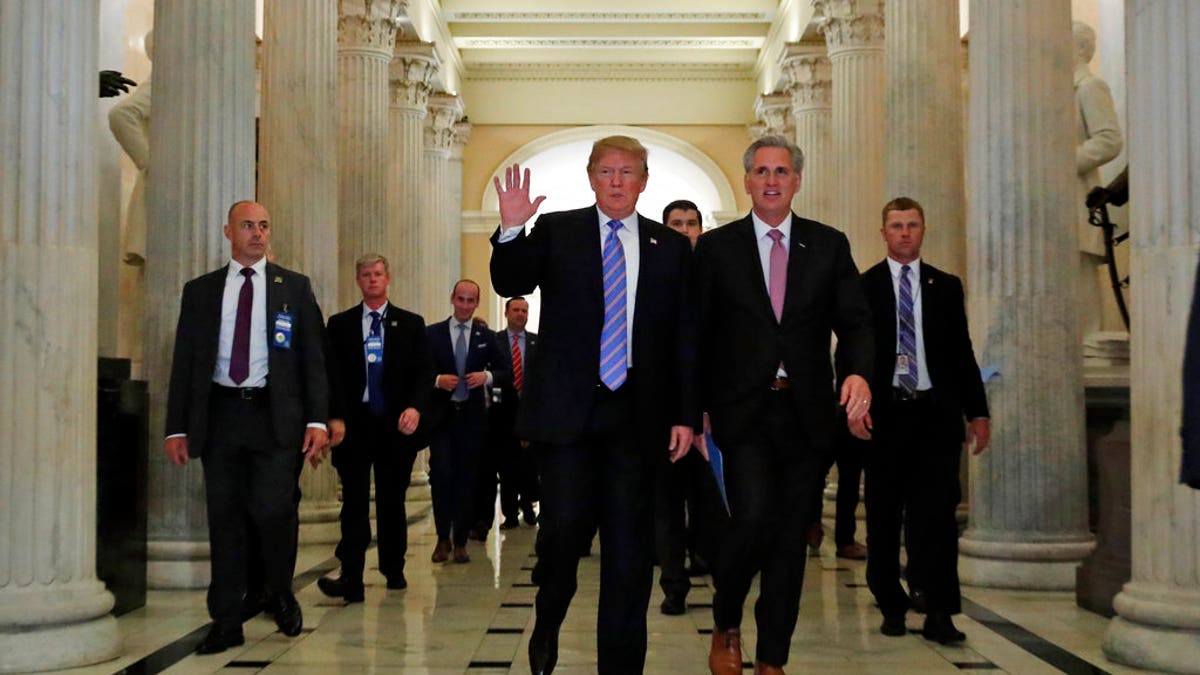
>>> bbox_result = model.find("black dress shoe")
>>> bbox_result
[528,625,559,674]
[317,576,364,603]
[500,517,520,530]
[386,572,407,590]
[909,588,929,614]
[272,591,304,637]
[922,612,966,644]
[880,614,907,637]
[687,557,710,577]
[196,625,244,654]
[660,594,687,616]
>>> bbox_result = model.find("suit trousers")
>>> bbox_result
[429,404,485,546]
[654,449,721,599]
[712,390,826,667]
[334,406,418,581]
[498,429,538,520]
[201,387,301,630]
[534,381,655,674]
[814,424,866,547]
[864,396,963,617]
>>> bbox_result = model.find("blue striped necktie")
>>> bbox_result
[599,220,628,390]
[898,265,919,392]
[367,311,385,415]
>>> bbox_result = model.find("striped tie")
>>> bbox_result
[511,332,523,394]
[898,265,919,392]
[599,220,628,390]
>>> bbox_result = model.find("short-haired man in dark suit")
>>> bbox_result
[695,136,874,674]
[425,279,506,565]
[491,296,540,529]
[856,197,990,644]
[491,135,700,674]
[164,200,329,654]
[317,253,433,601]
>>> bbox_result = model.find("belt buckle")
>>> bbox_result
[770,377,789,391]
[239,388,255,400]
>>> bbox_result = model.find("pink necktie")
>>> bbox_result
[767,228,787,322]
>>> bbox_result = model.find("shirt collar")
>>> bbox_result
[886,256,921,279]
[751,211,792,243]
[597,207,639,236]
[452,317,473,331]
[227,256,267,279]
[362,302,387,319]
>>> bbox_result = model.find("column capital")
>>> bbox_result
[452,119,473,148]
[814,0,884,54]
[389,39,439,111]
[750,91,793,139]
[780,41,832,111]
[338,0,406,54]
[424,93,464,153]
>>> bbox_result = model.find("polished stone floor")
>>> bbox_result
[57,506,1153,674]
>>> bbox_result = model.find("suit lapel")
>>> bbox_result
[781,214,811,321]
[871,262,897,350]
[200,268,227,370]
[733,218,777,322]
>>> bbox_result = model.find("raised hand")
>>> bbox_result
[493,163,546,230]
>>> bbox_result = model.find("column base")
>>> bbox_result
[298,502,342,545]
[959,536,1094,590]
[1102,581,1200,673]
[147,540,210,589]
[0,584,118,674]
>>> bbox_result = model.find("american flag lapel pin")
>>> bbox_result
[273,276,283,283]
[650,237,658,245]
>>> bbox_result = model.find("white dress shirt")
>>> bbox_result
[887,257,932,391]
[213,256,268,388]
[442,318,494,387]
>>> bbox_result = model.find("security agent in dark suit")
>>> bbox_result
[425,279,506,564]
[491,135,700,674]
[164,200,329,654]
[490,296,540,529]
[853,197,990,644]
[695,136,874,675]
[316,253,433,601]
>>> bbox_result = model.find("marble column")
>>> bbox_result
[144,0,258,589]
[884,0,966,277]
[0,2,120,670]
[958,0,1093,590]
[815,0,885,260]
[780,41,833,225]
[420,93,464,321]
[260,0,342,546]
[447,119,472,288]
[337,0,404,308]
[1103,3,1200,671]
[387,39,439,313]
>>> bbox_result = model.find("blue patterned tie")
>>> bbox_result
[453,322,469,401]
[898,265,919,392]
[367,311,385,415]
[599,220,628,390]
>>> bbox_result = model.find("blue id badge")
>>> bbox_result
[365,335,383,364]
[273,309,294,349]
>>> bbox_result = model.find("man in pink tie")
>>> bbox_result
[694,136,874,675]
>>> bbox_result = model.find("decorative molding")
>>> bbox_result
[454,37,764,50]
[462,210,500,234]
[389,40,439,110]
[464,62,754,82]
[452,120,473,147]
[753,91,793,137]
[424,93,463,152]
[444,12,772,23]
[780,42,832,110]
[337,0,405,52]
[813,0,885,52]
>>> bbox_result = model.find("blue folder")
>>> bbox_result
[705,431,731,516]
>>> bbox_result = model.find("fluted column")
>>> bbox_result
[144,0,257,590]
[337,0,404,308]
[1103,4,1200,671]
[958,0,1092,590]
[884,0,966,277]
[780,41,833,225]
[260,0,342,546]
[0,2,119,670]
[419,93,464,321]
[388,39,438,313]
[815,0,885,259]
[448,119,472,288]
[140,0,257,590]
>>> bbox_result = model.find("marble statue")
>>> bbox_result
[108,30,152,266]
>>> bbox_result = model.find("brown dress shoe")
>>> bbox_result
[453,545,471,563]
[835,542,868,560]
[708,627,742,675]
[754,662,785,675]
[431,539,451,563]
